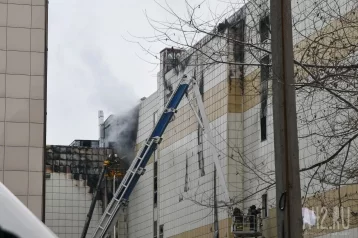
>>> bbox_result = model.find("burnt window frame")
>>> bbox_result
[262,193,268,218]
[233,18,246,63]
[260,55,270,141]
[154,220,158,238]
[259,15,270,43]
[159,224,164,238]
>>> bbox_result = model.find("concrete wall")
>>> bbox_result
[0,0,47,220]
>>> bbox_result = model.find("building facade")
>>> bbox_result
[124,0,358,237]
[0,0,47,221]
[44,145,113,238]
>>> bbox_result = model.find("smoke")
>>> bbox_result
[78,48,140,165]
[81,48,139,115]
[104,105,140,167]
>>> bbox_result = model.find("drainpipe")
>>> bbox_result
[213,168,219,238]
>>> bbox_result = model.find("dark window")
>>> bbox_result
[233,19,245,63]
[260,118,267,141]
[154,161,158,177]
[154,161,158,207]
[159,225,164,238]
[81,140,91,147]
[154,192,158,207]
[198,151,205,177]
[199,73,204,97]
[259,16,270,43]
[260,56,269,141]
[262,194,268,217]
[154,178,158,191]
[154,221,158,238]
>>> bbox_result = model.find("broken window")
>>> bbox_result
[159,225,164,238]
[233,19,246,63]
[259,16,270,43]
[154,221,158,238]
[260,56,269,141]
[81,140,91,147]
[262,194,268,218]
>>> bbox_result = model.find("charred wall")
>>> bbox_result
[45,145,116,237]
[45,145,113,192]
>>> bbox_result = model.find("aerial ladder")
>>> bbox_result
[81,154,125,238]
[90,70,262,238]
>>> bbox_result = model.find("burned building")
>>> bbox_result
[45,144,127,238]
[43,0,358,237]
[118,1,358,238]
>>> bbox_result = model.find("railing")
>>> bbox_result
[231,215,262,237]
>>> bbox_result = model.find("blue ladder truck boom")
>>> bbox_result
[90,72,232,238]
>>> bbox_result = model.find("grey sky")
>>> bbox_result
[47,0,228,145]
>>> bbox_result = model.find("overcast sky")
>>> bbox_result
[47,0,229,145]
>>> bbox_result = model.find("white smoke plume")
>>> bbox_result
[104,106,140,167]
[79,48,141,165]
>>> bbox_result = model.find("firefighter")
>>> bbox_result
[233,207,243,231]
[248,205,261,231]
[249,205,257,231]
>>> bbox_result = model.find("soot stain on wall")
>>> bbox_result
[46,146,113,192]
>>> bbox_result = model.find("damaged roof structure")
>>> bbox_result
[44,144,127,237]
